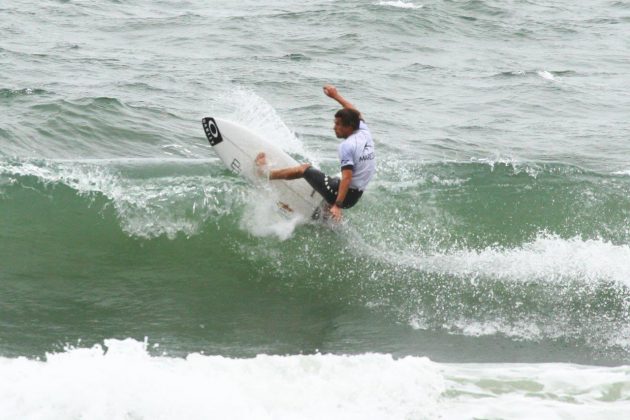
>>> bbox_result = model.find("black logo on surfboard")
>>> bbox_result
[230,158,241,174]
[202,117,223,146]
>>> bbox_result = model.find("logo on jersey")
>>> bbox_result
[359,152,375,162]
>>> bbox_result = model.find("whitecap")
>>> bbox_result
[396,233,630,286]
[377,1,423,10]
[537,70,556,81]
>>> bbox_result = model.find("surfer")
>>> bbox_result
[256,85,376,221]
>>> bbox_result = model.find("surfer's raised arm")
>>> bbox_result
[247,83,375,223]
[323,85,363,120]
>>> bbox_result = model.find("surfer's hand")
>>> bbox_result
[330,204,342,222]
[323,85,359,116]
[323,85,339,99]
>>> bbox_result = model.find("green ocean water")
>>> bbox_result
[2,157,629,364]
[2,2,630,416]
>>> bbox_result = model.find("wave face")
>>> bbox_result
[2,0,630,416]
[2,155,630,364]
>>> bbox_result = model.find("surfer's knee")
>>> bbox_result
[298,163,312,177]
[284,163,311,180]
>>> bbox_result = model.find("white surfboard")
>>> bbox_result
[202,117,325,220]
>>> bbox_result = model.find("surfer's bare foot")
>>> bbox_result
[255,153,312,180]
[255,152,269,178]
[255,152,267,166]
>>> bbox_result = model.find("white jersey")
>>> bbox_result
[338,120,376,191]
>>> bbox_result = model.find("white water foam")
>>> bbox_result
[0,154,315,240]
[436,235,630,285]
[239,189,308,241]
[409,314,571,345]
[441,362,630,419]
[385,233,630,287]
[447,319,545,341]
[219,87,323,239]
[224,87,314,161]
[377,1,423,9]
[361,233,630,344]
[0,339,442,420]
[537,70,556,81]
[0,338,627,420]
[468,156,543,177]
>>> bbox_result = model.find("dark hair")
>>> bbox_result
[334,108,361,130]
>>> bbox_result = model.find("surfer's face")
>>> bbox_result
[334,117,354,139]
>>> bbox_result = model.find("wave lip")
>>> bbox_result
[368,233,630,354]
[0,158,234,239]
[419,234,630,286]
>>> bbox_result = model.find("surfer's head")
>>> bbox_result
[334,108,361,138]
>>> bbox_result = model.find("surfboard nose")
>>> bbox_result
[202,117,223,146]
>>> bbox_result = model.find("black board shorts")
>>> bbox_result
[303,167,363,209]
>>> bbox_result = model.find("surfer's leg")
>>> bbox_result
[303,168,338,204]
[269,163,311,180]
[255,152,311,180]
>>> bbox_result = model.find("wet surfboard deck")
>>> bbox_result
[202,117,324,220]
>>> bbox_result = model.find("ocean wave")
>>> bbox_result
[2,94,196,159]
[354,233,630,355]
[0,338,627,420]
[3,155,630,358]
[3,156,630,245]
[377,157,589,184]
[0,87,48,98]
[376,1,422,9]
[441,362,630,419]
[221,87,313,161]
[0,156,316,241]
[0,338,443,420]
[403,234,630,286]
[0,158,236,239]
[490,69,576,80]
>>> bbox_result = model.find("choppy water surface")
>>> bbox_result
[1,1,630,418]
